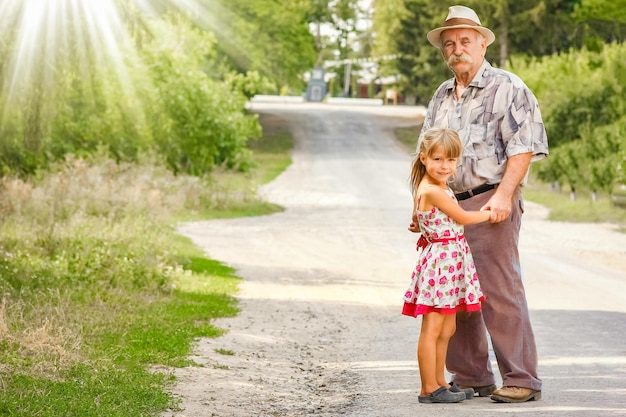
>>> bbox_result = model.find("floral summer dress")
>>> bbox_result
[402,188,485,317]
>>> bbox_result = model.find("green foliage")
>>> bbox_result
[308,0,364,60]
[393,0,451,105]
[463,0,584,63]
[514,43,626,195]
[0,7,263,178]
[574,0,626,47]
[210,0,317,92]
[224,70,277,99]
[0,365,174,417]
[141,16,260,174]
[371,0,406,58]
[523,176,626,224]
[574,0,626,22]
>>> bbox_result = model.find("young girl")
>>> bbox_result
[402,128,489,404]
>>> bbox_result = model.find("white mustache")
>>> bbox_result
[447,53,473,66]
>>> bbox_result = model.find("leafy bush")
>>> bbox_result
[0,12,260,177]
[224,70,277,99]
[141,15,260,175]
[514,43,626,196]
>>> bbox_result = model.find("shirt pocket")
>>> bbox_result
[468,122,498,160]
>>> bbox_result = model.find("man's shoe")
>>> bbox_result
[458,383,496,397]
[491,386,542,403]
[449,381,475,399]
[418,386,466,403]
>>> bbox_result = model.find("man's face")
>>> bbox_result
[440,28,486,76]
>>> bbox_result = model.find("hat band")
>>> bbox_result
[443,18,480,28]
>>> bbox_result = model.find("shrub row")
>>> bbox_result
[514,42,626,194]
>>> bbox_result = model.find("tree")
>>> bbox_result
[392,0,451,105]
[307,0,335,65]
[574,0,626,24]
[460,0,581,67]
[202,0,317,93]
[305,0,370,97]
[574,0,626,49]
[371,0,408,79]
[0,3,264,176]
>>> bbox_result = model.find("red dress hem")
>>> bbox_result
[401,296,486,317]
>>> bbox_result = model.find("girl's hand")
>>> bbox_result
[408,221,420,233]
[408,213,420,233]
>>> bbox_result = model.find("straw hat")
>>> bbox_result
[427,5,495,48]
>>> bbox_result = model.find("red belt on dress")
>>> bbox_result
[416,234,465,251]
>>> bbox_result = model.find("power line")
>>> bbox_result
[323,55,397,66]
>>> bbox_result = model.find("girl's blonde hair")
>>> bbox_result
[409,128,462,195]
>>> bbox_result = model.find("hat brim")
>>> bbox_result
[427,25,495,48]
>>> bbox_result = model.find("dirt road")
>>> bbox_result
[165,102,626,417]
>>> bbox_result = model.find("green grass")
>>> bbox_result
[0,233,239,416]
[215,348,235,356]
[394,125,422,153]
[1,365,174,417]
[522,176,626,228]
[248,113,293,185]
[0,114,293,416]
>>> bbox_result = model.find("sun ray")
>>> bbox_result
[0,0,260,149]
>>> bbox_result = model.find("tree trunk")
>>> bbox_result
[316,22,323,66]
[499,4,509,68]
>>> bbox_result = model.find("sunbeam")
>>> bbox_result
[0,0,230,112]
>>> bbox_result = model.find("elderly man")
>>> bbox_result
[413,5,549,403]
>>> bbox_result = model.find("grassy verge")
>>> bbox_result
[0,114,293,416]
[394,125,422,154]
[522,178,626,228]
[394,125,626,230]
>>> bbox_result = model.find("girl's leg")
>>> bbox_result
[417,312,445,395]
[436,314,457,388]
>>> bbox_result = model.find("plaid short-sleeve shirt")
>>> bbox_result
[419,60,549,193]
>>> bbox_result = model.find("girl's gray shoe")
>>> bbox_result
[418,386,466,403]
[449,381,475,399]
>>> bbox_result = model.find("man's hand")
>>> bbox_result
[482,152,532,223]
[481,191,512,223]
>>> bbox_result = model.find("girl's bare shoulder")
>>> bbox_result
[419,184,448,198]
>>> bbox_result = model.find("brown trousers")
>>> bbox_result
[447,187,542,391]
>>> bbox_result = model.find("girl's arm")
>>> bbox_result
[421,187,490,225]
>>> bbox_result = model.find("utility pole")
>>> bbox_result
[343,62,351,96]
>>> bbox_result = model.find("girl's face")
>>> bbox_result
[420,145,458,185]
